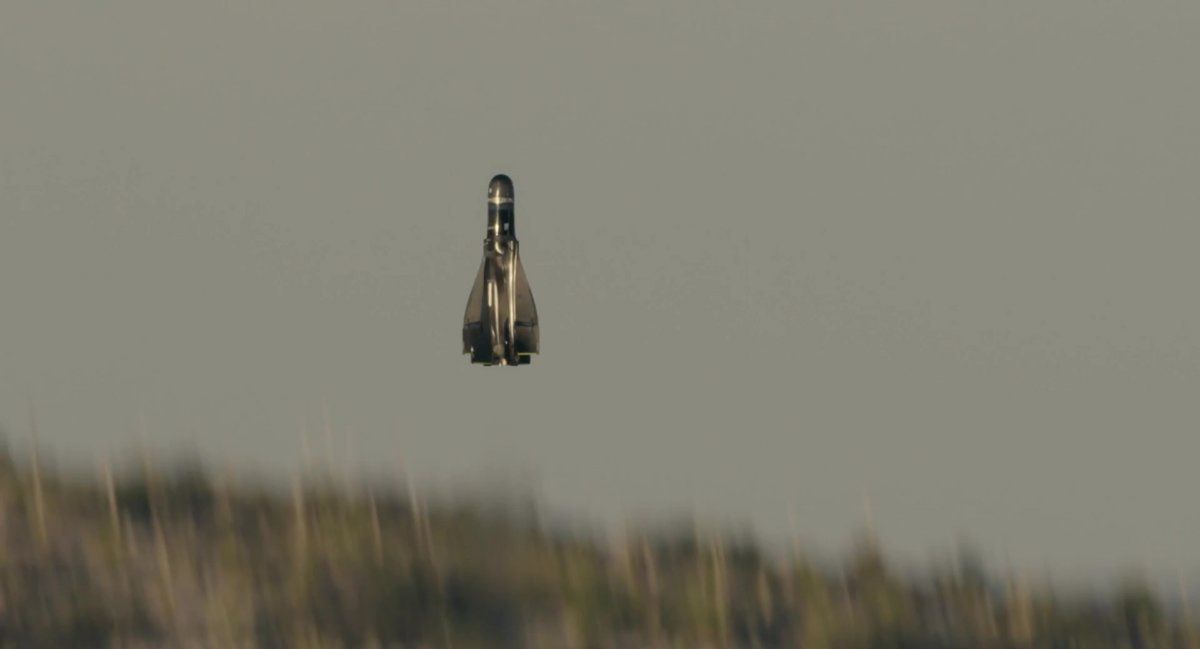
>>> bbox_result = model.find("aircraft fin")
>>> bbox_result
[512,253,539,356]
[463,259,486,355]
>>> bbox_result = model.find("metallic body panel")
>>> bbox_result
[463,175,538,366]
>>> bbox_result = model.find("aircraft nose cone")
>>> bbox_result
[488,174,514,204]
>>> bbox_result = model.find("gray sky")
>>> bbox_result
[2,0,1198,579]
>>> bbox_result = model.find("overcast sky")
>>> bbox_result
[1,0,1198,580]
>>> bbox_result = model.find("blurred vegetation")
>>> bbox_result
[0,438,1194,648]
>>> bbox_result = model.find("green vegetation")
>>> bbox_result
[0,442,1193,648]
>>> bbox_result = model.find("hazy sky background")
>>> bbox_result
[1,1,1197,581]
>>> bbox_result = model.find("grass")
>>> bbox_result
[0,435,1192,648]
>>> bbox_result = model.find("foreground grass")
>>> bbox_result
[0,444,1192,648]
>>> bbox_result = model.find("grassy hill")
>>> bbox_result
[0,441,1192,648]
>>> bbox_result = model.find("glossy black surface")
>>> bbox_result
[464,175,538,366]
